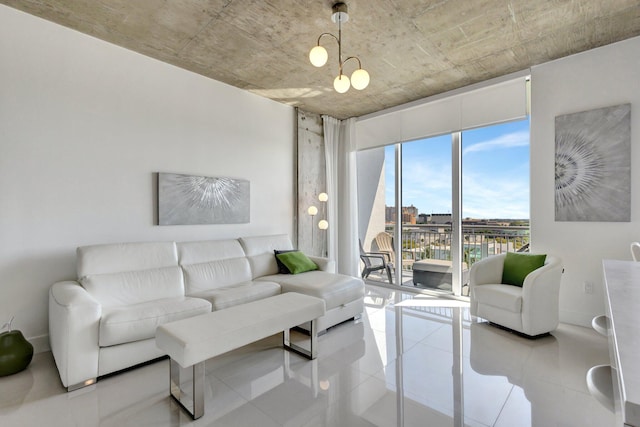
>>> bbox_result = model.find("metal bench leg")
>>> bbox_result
[283,318,318,360]
[169,358,205,420]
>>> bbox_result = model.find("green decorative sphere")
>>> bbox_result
[0,330,34,376]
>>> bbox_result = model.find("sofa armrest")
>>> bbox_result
[469,253,506,288]
[49,280,101,389]
[521,256,564,332]
[308,256,336,273]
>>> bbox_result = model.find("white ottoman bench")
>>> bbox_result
[155,292,325,419]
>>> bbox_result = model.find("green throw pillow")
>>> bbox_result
[276,251,318,274]
[501,252,546,287]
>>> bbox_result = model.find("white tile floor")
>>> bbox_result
[0,285,616,426]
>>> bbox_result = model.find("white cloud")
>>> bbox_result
[462,171,530,218]
[463,131,529,155]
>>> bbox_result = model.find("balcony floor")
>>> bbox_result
[364,269,470,296]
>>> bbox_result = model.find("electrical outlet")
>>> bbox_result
[584,281,594,294]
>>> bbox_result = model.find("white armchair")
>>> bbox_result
[469,253,563,337]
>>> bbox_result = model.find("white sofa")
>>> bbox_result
[49,234,364,391]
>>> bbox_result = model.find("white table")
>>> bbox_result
[156,292,325,419]
[602,259,640,426]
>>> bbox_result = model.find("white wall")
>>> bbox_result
[530,36,640,326]
[0,5,296,350]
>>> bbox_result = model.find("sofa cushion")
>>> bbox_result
[259,271,364,311]
[181,257,252,295]
[178,239,254,295]
[77,242,178,278]
[99,296,212,347]
[472,284,523,313]
[276,251,318,274]
[190,281,281,310]
[501,252,547,287]
[81,266,184,307]
[274,249,296,274]
[177,239,246,265]
[239,235,294,278]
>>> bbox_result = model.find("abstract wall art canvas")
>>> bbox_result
[555,103,631,222]
[158,173,250,225]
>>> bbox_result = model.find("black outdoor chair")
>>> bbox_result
[359,239,394,284]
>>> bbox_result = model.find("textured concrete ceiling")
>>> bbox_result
[3,0,640,119]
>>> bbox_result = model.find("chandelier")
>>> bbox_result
[309,2,370,93]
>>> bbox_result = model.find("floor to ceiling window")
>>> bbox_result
[399,134,453,292]
[461,119,531,258]
[357,118,531,297]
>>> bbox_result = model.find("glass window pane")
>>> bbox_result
[461,119,531,270]
[356,146,395,285]
[401,135,453,292]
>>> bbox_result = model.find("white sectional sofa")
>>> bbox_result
[48,234,364,391]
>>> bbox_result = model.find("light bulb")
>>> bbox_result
[318,192,328,202]
[351,68,370,90]
[318,220,329,230]
[333,74,350,93]
[309,45,328,67]
[307,206,318,216]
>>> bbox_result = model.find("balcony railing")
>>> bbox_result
[385,224,530,269]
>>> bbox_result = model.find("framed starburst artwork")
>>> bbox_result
[554,104,630,222]
[158,173,250,225]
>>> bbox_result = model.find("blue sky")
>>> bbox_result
[385,118,530,219]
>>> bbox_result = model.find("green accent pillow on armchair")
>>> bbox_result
[501,252,547,287]
[276,251,318,274]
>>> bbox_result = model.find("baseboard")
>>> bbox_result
[29,333,50,354]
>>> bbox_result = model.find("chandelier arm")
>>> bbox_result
[316,32,339,46]
[343,56,363,70]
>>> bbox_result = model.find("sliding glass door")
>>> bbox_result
[400,134,454,292]
[357,118,530,297]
